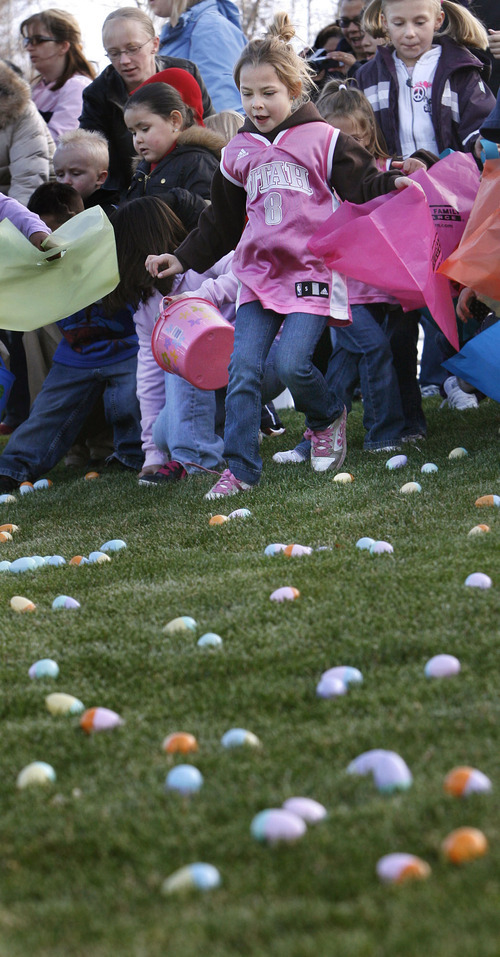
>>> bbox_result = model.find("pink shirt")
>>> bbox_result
[221,124,350,324]
[32,74,92,144]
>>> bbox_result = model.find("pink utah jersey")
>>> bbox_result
[220,123,350,324]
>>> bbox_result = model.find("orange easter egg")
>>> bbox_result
[442,827,488,864]
[0,531,12,542]
[475,495,499,508]
[70,556,85,565]
[84,471,100,481]
[162,732,198,754]
[0,523,18,533]
[209,515,228,526]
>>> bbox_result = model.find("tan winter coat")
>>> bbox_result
[0,61,54,206]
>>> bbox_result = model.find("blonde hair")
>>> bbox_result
[234,12,314,101]
[363,0,489,49]
[204,109,244,143]
[102,7,156,41]
[316,79,390,159]
[168,0,201,30]
[55,129,109,169]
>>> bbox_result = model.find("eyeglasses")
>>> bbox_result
[22,35,56,47]
[338,16,364,28]
[105,38,153,62]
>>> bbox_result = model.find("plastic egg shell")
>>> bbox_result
[475,495,500,508]
[100,539,126,553]
[52,595,81,610]
[162,863,221,895]
[356,537,375,550]
[369,541,393,555]
[444,766,492,797]
[400,481,422,494]
[421,463,438,474]
[449,447,468,459]
[0,523,19,534]
[316,675,347,699]
[347,749,389,775]
[251,808,307,844]
[386,454,407,470]
[0,560,11,571]
[0,494,16,503]
[33,479,52,490]
[197,632,223,648]
[88,551,110,564]
[9,557,37,573]
[377,853,431,884]
[283,544,312,557]
[209,514,228,526]
[10,595,36,613]
[46,692,84,716]
[163,616,197,635]
[373,753,412,793]
[163,732,198,755]
[227,508,251,519]
[70,555,90,566]
[270,586,300,602]
[29,658,59,680]
[442,827,488,864]
[19,482,34,495]
[30,556,46,568]
[0,530,12,542]
[282,797,327,823]
[265,543,287,556]
[84,471,100,480]
[321,666,363,686]
[221,728,261,749]
[80,707,124,733]
[45,555,66,567]
[333,472,354,484]
[425,654,461,678]
[465,572,492,590]
[165,764,203,795]
[17,761,56,789]
[468,524,490,537]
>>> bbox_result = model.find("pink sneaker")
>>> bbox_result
[204,468,253,500]
[307,407,347,473]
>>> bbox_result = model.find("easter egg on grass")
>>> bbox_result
[10,595,36,613]
[46,693,84,716]
[29,658,59,680]
[270,586,300,602]
[221,728,261,749]
[162,732,198,755]
[165,764,203,796]
[442,827,488,864]
[17,762,56,789]
[282,797,327,823]
[376,853,431,884]
[163,616,197,635]
[162,863,221,895]
[444,767,492,797]
[251,809,306,844]
[80,707,124,733]
[425,654,461,678]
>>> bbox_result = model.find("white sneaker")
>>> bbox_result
[204,468,253,500]
[420,384,441,398]
[308,407,347,473]
[272,449,308,464]
[442,376,479,410]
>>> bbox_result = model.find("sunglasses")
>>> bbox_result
[22,35,56,47]
[338,16,364,28]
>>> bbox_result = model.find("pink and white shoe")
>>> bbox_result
[307,407,347,473]
[204,468,253,500]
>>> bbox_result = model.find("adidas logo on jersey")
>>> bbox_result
[236,148,248,160]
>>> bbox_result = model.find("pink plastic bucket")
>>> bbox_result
[151,296,234,390]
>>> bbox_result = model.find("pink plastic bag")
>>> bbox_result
[409,151,480,260]
[308,185,459,349]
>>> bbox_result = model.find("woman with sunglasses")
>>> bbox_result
[20,8,95,145]
[79,7,214,197]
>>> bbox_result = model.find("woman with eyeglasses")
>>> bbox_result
[20,9,95,145]
[79,7,214,197]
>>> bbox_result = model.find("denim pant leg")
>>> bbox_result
[224,302,282,485]
[328,304,405,449]
[152,372,224,472]
[419,310,447,388]
[0,363,104,482]
[385,308,427,437]
[101,356,143,470]
[275,313,341,430]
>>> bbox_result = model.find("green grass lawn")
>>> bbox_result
[0,397,499,957]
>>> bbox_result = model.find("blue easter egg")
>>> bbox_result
[33,479,51,490]
[356,537,375,550]
[0,560,11,571]
[45,555,66,567]
[197,632,223,648]
[0,493,16,504]
[264,543,287,556]
[19,484,34,495]
[52,595,81,610]
[100,539,127,553]
[29,658,59,680]
[421,463,438,474]
[9,557,37,573]
[165,764,203,795]
[386,454,407,470]
[30,556,46,568]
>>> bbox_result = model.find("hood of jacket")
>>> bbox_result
[162,0,242,39]
[0,62,31,130]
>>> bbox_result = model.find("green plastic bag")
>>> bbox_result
[0,206,119,331]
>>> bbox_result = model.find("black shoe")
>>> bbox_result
[260,401,285,436]
[138,461,188,486]
[0,475,18,492]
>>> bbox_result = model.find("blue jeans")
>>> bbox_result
[0,356,142,482]
[326,303,405,449]
[419,310,447,388]
[385,307,427,437]
[225,302,343,485]
[152,373,225,472]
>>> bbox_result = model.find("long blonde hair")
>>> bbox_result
[363,0,489,49]
[234,12,314,101]
[316,79,390,160]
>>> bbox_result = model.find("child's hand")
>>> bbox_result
[456,287,476,323]
[394,176,424,192]
[145,253,184,279]
[29,231,50,250]
[392,158,426,174]
[488,28,500,59]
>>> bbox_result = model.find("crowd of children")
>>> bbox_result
[0,1,498,500]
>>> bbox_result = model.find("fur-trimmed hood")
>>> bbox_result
[0,61,31,130]
[176,123,224,158]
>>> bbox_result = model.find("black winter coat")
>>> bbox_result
[126,125,223,203]
[79,55,214,195]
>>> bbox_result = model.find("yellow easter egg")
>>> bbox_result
[10,595,36,613]
[333,472,354,484]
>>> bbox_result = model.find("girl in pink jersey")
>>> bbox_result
[145,12,416,499]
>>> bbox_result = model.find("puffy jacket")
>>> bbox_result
[357,35,496,155]
[126,125,223,204]
[79,55,214,195]
[0,61,54,205]
[158,0,246,112]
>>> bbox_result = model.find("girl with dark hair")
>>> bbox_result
[20,8,95,144]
